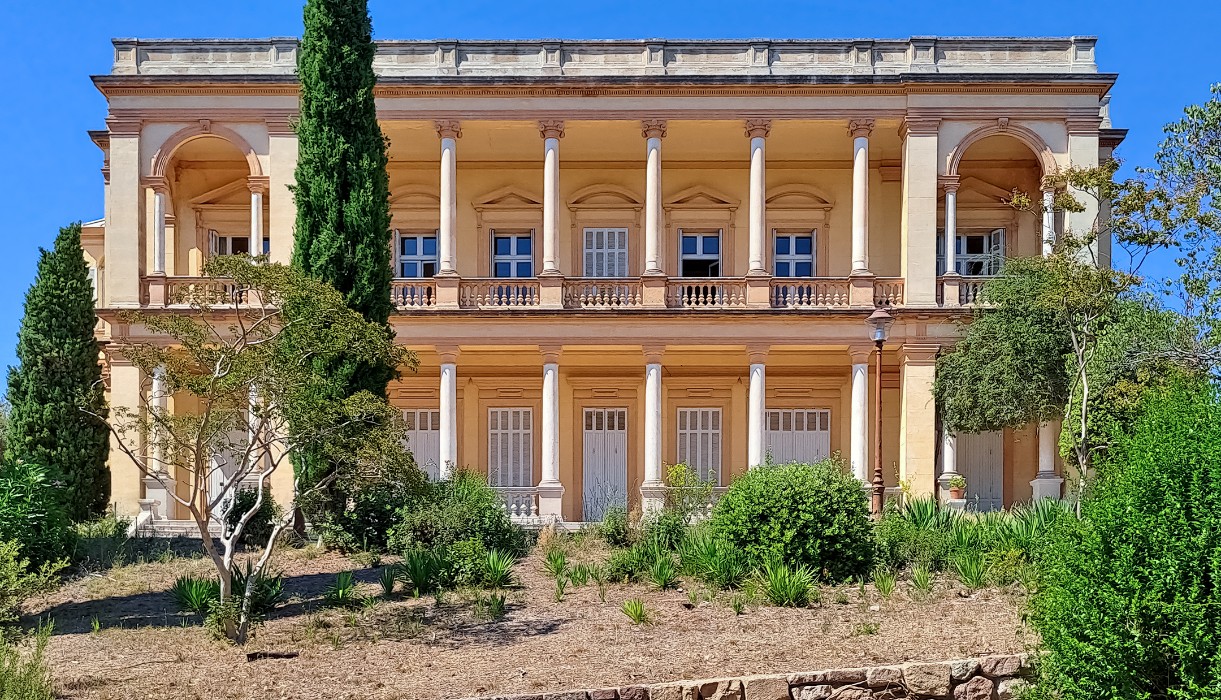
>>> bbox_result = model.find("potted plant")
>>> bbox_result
[947,474,967,500]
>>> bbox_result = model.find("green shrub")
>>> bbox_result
[388,472,526,557]
[543,549,568,579]
[710,459,872,582]
[484,549,515,588]
[872,567,896,599]
[647,554,679,590]
[761,558,816,607]
[230,562,286,616]
[437,538,489,588]
[68,515,130,571]
[874,498,954,570]
[378,565,396,597]
[621,598,651,624]
[640,509,688,552]
[223,488,279,549]
[1028,384,1221,699]
[605,545,650,583]
[568,562,590,587]
[951,551,987,590]
[171,575,220,616]
[324,571,363,608]
[397,549,436,597]
[318,482,417,553]
[0,462,68,566]
[599,506,632,548]
[0,622,53,700]
[679,528,749,590]
[0,540,63,625]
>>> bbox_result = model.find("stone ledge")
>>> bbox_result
[457,655,1032,700]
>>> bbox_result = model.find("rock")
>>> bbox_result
[833,690,872,700]
[619,688,650,700]
[787,673,825,686]
[590,690,619,700]
[543,694,588,700]
[793,686,832,700]
[979,655,1022,679]
[903,662,952,698]
[698,679,742,700]
[740,674,789,700]
[995,678,1030,700]
[949,659,980,682]
[649,684,686,700]
[866,666,903,689]
[868,604,881,612]
[823,668,867,684]
[952,676,994,700]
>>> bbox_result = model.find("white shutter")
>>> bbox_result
[583,228,629,277]
[987,228,1005,275]
[676,408,722,484]
[957,430,1004,512]
[208,229,220,258]
[402,409,442,480]
[488,408,533,487]
[765,409,831,464]
[582,408,628,521]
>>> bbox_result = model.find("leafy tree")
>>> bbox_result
[5,223,109,522]
[290,0,396,496]
[1028,382,1221,699]
[101,257,419,644]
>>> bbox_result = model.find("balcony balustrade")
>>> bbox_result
[769,278,852,308]
[142,276,250,308]
[873,278,905,307]
[494,487,542,522]
[666,279,748,309]
[391,279,437,309]
[563,279,643,309]
[459,279,541,308]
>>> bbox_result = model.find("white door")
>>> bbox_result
[583,228,629,278]
[208,428,247,524]
[488,408,533,488]
[677,408,722,484]
[957,431,1004,512]
[582,408,628,522]
[403,409,442,480]
[765,409,831,464]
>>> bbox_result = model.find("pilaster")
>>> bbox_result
[897,343,940,498]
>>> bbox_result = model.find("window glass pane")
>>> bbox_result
[776,262,790,277]
[516,261,532,277]
[702,236,720,255]
[494,237,512,255]
[403,262,418,278]
[795,261,813,277]
[422,262,437,277]
[966,237,984,254]
[516,236,532,255]
[402,237,418,256]
[795,236,813,255]
[775,237,790,255]
[682,236,697,255]
[422,237,437,256]
[494,262,511,277]
[231,238,250,255]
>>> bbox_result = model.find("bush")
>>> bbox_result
[640,509,688,552]
[171,576,220,616]
[223,488,279,549]
[317,482,415,553]
[605,545,651,583]
[680,527,749,590]
[710,459,872,582]
[0,541,63,625]
[436,538,488,588]
[1028,383,1221,699]
[68,515,130,571]
[599,506,632,548]
[0,462,69,566]
[388,471,526,557]
[0,622,53,700]
[874,498,954,570]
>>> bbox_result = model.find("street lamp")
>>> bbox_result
[866,307,894,516]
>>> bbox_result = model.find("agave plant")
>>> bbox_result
[648,554,679,591]
[543,549,568,579]
[872,566,896,599]
[324,571,364,608]
[483,549,516,588]
[902,496,958,531]
[621,598,651,624]
[231,561,286,616]
[397,549,436,597]
[378,565,397,597]
[171,575,219,616]
[951,551,988,591]
[761,559,816,607]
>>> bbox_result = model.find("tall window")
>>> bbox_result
[774,230,815,277]
[397,230,438,278]
[680,230,721,277]
[488,408,533,488]
[938,228,1005,276]
[209,230,268,256]
[583,228,629,277]
[492,231,533,278]
[402,409,441,479]
[676,408,722,483]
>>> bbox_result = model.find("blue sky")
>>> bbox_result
[0,0,1217,376]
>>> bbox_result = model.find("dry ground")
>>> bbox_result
[29,538,1031,700]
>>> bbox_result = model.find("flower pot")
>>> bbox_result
[949,487,966,500]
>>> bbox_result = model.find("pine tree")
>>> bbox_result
[291,0,396,494]
[6,223,110,522]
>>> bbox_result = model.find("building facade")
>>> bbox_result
[86,36,1123,523]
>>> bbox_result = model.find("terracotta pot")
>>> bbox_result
[949,487,966,500]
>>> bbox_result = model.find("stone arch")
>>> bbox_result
[568,184,642,207]
[765,183,835,208]
[665,185,739,209]
[389,185,441,208]
[947,122,1056,178]
[151,122,263,178]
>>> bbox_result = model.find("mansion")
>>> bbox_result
[85,36,1123,523]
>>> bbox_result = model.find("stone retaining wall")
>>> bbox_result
[462,655,1032,700]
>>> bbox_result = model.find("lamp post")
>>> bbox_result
[866,307,894,516]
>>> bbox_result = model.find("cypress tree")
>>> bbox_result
[291,0,395,492]
[6,223,110,522]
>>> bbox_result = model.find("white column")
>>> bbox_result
[1042,189,1055,257]
[849,349,870,482]
[849,119,874,274]
[941,431,957,477]
[435,121,461,275]
[642,120,666,274]
[747,346,768,468]
[1031,421,1064,500]
[151,185,167,275]
[144,364,174,520]
[944,182,959,274]
[538,346,564,518]
[642,347,665,512]
[150,365,168,472]
[438,348,458,479]
[248,180,265,259]
[539,120,565,275]
[745,120,771,274]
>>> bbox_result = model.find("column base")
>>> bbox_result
[940,272,961,308]
[745,273,772,308]
[1030,473,1064,501]
[640,480,667,515]
[538,272,565,309]
[641,274,668,308]
[536,482,565,519]
[435,273,461,309]
[146,273,168,307]
[848,271,876,308]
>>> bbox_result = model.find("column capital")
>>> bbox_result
[539,344,563,364]
[746,344,770,365]
[939,176,960,194]
[899,118,942,139]
[847,118,875,138]
[744,119,772,139]
[899,343,940,366]
[142,176,170,194]
[641,119,668,139]
[642,344,665,365]
[436,344,461,364]
[265,115,297,137]
[848,345,874,365]
[434,119,463,139]
[246,176,270,195]
[538,120,566,139]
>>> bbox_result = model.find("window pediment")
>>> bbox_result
[665,186,739,210]
[474,185,543,211]
[568,184,641,210]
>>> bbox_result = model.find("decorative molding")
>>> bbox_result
[246,176,270,195]
[151,122,263,178]
[947,121,1057,176]
[847,118,875,138]
[434,119,462,139]
[537,119,566,139]
[1065,116,1103,135]
[640,119,668,139]
[744,119,772,138]
[939,175,961,193]
[539,344,563,364]
[746,344,770,364]
[899,117,942,138]
[141,176,170,194]
[996,117,1010,131]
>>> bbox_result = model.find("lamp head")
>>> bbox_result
[866,307,894,343]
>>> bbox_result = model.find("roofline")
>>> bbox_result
[110,35,1100,44]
